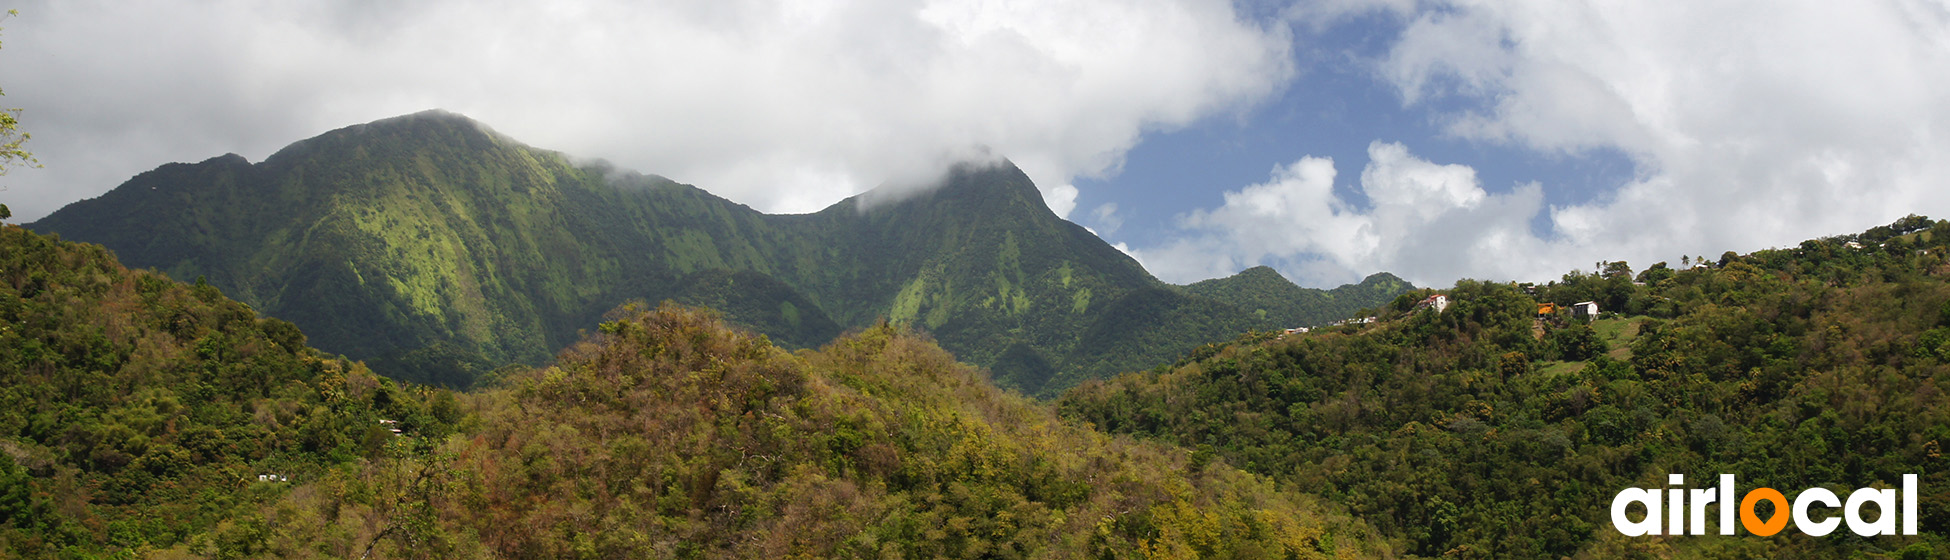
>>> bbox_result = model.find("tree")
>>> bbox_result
[1549,321,1603,361]
[1,10,35,179]
[1601,260,1633,280]
[1635,261,1674,285]
[0,10,33,223]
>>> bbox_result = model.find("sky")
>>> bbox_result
[2,1,1948,289]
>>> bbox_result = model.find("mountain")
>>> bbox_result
[1187,266,1414,328]
[25,174,1950,557]
[29,112,802,388]
[1061,215,1950,557]
[28,110,1412,393]
[0,224,1388,557]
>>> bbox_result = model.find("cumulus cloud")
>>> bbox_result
[1146,1,1950,288]
[1376,0,1950,281]
[0,0,1290,221]
[1136,141,1552,286]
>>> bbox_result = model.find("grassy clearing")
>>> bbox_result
[1535,360,1588,377]
[1591,317,1642,359]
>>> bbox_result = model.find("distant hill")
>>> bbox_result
[1186,266,1413,328]
[29,110,1412,392]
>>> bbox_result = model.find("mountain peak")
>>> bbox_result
[321,109,495,138]
[849,157,1050,218]
[1232,265,1287,282]
[1356,272,1412,290]
[264,109,513,164]
[365,108,488,130]
[938,157,1040,196]
[1185,266,1294,291]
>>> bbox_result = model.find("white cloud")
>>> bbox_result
[1139,141,1551,287]
[1042,184,1080,219]
[1144,1,1950,288]
[1367,0,1950,282]
[1090,202,1123,234]
[0,0,1290,221]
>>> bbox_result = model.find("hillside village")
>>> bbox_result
[1280,280,1624,341]
[1276,218,1942,345]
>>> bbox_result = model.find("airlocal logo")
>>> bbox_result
[1611,474,1918,536]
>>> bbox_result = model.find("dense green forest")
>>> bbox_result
[1060,215,1950,558]
[0,224,463,556]
[0,224,1389,558]
[29,111,1410,395]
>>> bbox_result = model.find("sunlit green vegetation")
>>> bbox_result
[1060,215,1950,558]
[17,181,1950,558]
[0,224,461,556]
[1,225,1389,557]
[28,112,1409,395]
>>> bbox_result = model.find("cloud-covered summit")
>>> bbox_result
[8,0,1949,291]
[0,0,1290,222]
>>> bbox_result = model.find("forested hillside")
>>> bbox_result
[0,224,1387,558]
[0,224,463,555]
[1060,215,1950,558]
[29,111,1410,394]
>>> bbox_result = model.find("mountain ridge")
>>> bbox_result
[1186,266,1415,328]
[29,110,1414,392]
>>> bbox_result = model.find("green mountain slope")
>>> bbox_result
[1060,215,1950,558]
[0,225,1387,557]
[1187,266,1415,328]
[29,112,800,386]
[801,161,1209,393]
[28,110,1412,392]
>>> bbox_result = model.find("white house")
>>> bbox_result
[1573,301,1599,319]
[1419,294,1449,314]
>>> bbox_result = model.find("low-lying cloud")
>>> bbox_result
[1136,141,1554,287]
[0,0,1290,221]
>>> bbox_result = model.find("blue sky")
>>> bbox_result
[3,1,1947,289]
[1073,9,1640,251]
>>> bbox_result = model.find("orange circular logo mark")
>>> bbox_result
[1740,488,1790,536]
